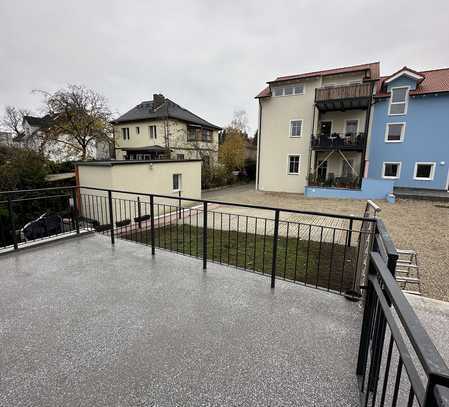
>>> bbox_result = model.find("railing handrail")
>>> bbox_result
[76,185,377,222]
[0,185,377,223]
[371,252,449,377]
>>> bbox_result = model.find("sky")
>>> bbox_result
[1,0,449,134]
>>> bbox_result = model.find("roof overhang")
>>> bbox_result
[384,68,424,85]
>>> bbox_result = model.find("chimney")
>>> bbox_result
[153,94,165,110]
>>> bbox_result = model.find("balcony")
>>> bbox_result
[1,187,449,406]
[311,132,367,150]
[315,83,372,111]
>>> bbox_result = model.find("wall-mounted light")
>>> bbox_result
[440,161,446,166]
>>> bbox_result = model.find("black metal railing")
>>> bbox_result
[1,185,376,296]
[357,219,449,406]
[311,132,367,149]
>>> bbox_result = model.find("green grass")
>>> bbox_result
[121,224,358,293]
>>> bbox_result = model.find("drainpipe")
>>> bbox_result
[359,81,375,183]
[256,98,263,190]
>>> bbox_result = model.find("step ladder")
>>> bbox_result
[395,249,422,296]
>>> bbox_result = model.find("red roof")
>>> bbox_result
[375,67,449,97]
[256,62,380,98]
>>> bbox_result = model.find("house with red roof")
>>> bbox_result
[367,67,449,192]
[255,63,449,199]
[256,62,379,195]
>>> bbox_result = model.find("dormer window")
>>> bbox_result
[388,87,409,115]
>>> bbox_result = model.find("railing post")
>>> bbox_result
[346,217,353,247]
[271,209,280,289]
[71,188,80,235]
[150,194,155,256]
[107,190,115,245]
[137,197,142,229]
[7,194,18,250]
[202,201,208,270]
[178,191,182,219]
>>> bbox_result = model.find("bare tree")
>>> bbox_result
[2,106,30,139]
[230,109,249,135]
[36,85,113,160]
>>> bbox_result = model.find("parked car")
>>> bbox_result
[21,213,64,241]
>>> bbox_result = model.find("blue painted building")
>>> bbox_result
[368,67,449,191]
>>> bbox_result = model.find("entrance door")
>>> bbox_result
[320,121,332,136]
[317,160,328,181]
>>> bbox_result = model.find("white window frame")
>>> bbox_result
[287,154,301,175]
[413,162,436,181]
[289,119,303,138]
[272,83,305,97]
[122,127,130,140]
[382,162,402,179]
[149,125,157,139]
[172,173,182,192]
[384,122,406,143]
[344,119,359,134]
[388,86,409,116]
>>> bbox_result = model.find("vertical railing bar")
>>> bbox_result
[150,195,155,255]
[316,226,323,288]
[235,215,240,268]
[391,358,403,407]
[202,201,207,270]
[212,211,215,262]
[227,214,231,265]
[107,190,115,245]
[7,194,18,250]
[327,228,336,291]
[253,217,257,272]
[220,212,223,264]
[189,208,192,256]
[379,334,394,407]
[72,188,80,235]
[244,216,248,270]
[262,218,267,274]
[271,209,280,289]
[294,223,300,283]
[305,225,312,285]
[406,386,414,407]
[340,228,349,294]
[283,221,290,279]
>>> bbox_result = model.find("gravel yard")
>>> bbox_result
[203,183,449,302]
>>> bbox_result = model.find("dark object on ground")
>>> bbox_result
[22,213,63,241]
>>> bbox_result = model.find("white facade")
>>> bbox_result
[256,65,376,194]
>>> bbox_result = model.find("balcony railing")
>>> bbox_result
[315,82,372,102]
[311,132,367,150]
[315,83,372,111]
[308,173,360,189]
[1,187,449,406]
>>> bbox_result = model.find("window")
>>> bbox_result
[176,154,185,160]
[149,125,157,139]
[187,127,198,141]
[290,120,302,137]
[414,162,435,180]
[272,83,305,97]
[385,123,405,142]
[202,129,212,142]
[345,120,358,135]
[382,162,401,179]
[172,173,182,191]
[136,126,140,134]
[121,128,130,140]
[288,155,300,174]
[389,87,409,115]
